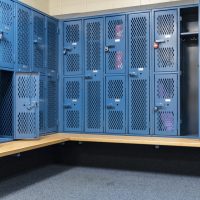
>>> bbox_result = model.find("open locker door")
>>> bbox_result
[15,73,39,139]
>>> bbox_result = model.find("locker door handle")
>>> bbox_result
[63,48,72,55]
[155,39,165,43]
[64,105,72,109]
[154,105,164,112]
[107,104,115,109]
[129,72,138,77]
[0,31,3,41]
[105,45,115,52]
[85,75,92,80]
[24,102,38,110]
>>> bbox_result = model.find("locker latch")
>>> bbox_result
[63,48,72,55]
[129,72,138,77]
[154,105,164,112]
[85,75,92,80]
[24,102,38,111]
[105,45,115,52]
[0,31,3,41]
[154,39,165,49]
[107,104,115,109]
[64,105,72,109]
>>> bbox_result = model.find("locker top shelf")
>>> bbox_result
[1,134,200,158]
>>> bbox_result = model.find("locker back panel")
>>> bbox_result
[154,10,178,72]
[16,4,31,72]
[64,77,83,132]
[33,12,46,72]
[85,77,103,133]
[47,18,58,71]
[128,12,150,135]
[154,74,178,135]
[106,76,126,134]
[15,73,39,139]
[64,20,82,75]
[0,0,14,69]
[105,15,126,74]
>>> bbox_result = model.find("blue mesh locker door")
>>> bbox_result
[47,18,58,71]
[47,72,57,133]
[128,12,150,135]
[105,15,126,74]
[15,73,39,139]
[64,77,83,132]
[106,76,126,134]
[39,75,47,135]
[84,18,104,133]
[64,20,82,75]
[154,74,178,135]
[32,12,46,73]
[16,4,31,72]
[154,10,178,72]
[0,0,14,69]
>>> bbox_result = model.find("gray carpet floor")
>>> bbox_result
[0,165,200,200]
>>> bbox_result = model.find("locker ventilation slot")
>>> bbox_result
[108,80,123,99]
[130,17,147,68]
[17,8,30,66]
[108,51,123,70]
[157,111,174,131]
[108,19,123,39]
[157,14,175,35]
[158,48,175,68]
[65,81,80,99]
[130,79,147,131]
[157,78,174,99]
[65,54,80,72]
[86,22,101,71]
[108,111,123,130]
[65,24,80,43]
[87,81,101,129]
[65,110,79,128]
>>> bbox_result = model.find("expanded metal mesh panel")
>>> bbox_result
[108,51,123,71]
[0,71,13,137]
[130,79,148,132]
[33,14,45,69]
[2,41,12,64]
[65,24,80,43]
[64,110,79,129]
[157,14,175,35]
[85,19,103,71]
[108,80,123,99]
[157,78,174,99]
[130,15,148,69]
[47,19,58,70]
[65,54,80,72]
[108,111,123,130]
[86,81,102,130]
[17,6,31,68]
[0,1,13,27]
[65,81,80,99]
[108,19,124,39]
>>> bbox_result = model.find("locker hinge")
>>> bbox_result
[57,27,60,35]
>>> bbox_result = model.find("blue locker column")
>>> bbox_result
[153,9,178,136]
[0,0,14,70]
[106,76,126,134]
[105,15,126,74]
[84,18,104,133]
[128,12,150,135]
[63,77,83,132]
[15,73,40,139]
[32,11,46,73]
[63,20,82,75]
[15,4,32,72]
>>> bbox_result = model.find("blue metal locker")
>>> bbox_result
[154,74,178,135]
[15,73,40,139]
[128,12,150,135]
[32,11,46,73]
[105,15,126,74]
[0,0,14,70]
[39,75,47,135]
[106,76,126,134]
[63,20,82,76]
[84,18,104,133]
[15,4,32,72]
[154,9,178,72]
[47,71,57,133]
[47,17,58,71]
[63,77,83,132]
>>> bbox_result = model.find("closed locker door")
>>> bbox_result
[47,72,57,133]
[85,18,104,133]
[105,15,126,74]
[128,12,150,135]
[32,12,46,73]
[16,4,32,72]
[64,77,83,132]
[39,75,47,135]
[106,76,126,134]
[154,74,178,135]
[15,73,39,139]
[63,20,82,76]
[47,17,58,71]
[0,0,14,69]
[154,10,178,72]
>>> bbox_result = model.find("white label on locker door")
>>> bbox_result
[165,99,171,102]
[93,70,98,73]
[115,39,120,42]
[115,99,121,102]
[72,42,77,46]
[165,35,171,39]
[138,68,144,71]
[72,99,78,102]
